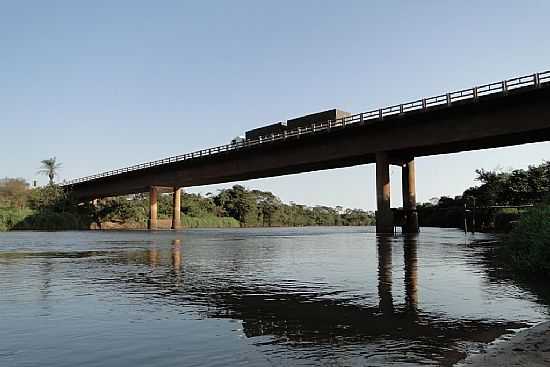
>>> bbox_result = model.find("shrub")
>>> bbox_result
[501,206,550,276]
[0,208,34,231]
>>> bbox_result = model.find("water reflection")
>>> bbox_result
[147,242,160,268]
[404,235,419,312]
[0,229,545,367]
[98,234,526,365]
[377,235,394,314]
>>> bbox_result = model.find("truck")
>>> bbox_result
[243,109,351,142]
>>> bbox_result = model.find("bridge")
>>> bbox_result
[64,70,550,233]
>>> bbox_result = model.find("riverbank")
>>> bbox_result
[455,321,550,366]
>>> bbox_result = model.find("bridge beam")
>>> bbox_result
[171,187,181,230]
[148,186,158,230]
[401,158,419,233]
[376,152,394,233]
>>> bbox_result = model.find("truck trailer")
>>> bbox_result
[243,109,351,141]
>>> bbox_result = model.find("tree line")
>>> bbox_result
[417,161,550,230]
[0,179,375,230]
[96,184,375,228]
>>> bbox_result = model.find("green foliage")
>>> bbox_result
[419,161,550,231]
[464,162,550,206]
[215,185,258,225]
[92,185,374,228]
[14,210,83,231]
[28,184,70,211]
[97,197,148,224]
[501,206,550,276]
[181,214,240,228]
[0,208,34,231]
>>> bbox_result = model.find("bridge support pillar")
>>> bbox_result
[402,158,419,233]
[148,186,158,230]
[376,152,394,233]
[171,187,181,230]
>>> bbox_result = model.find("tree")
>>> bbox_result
[252,190,282,226]
[38,157,62,185]
[214,185,258,225]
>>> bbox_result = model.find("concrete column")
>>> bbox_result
[402,158,419,233]
[148,186,158,230]
[171,187,181,230]
[376,152,394,233]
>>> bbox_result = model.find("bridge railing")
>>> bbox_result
[63,70,550,186]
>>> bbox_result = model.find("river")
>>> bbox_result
[0,227,548,366]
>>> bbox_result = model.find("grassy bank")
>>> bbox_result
[181,214,240,228]
[499,206,550,277]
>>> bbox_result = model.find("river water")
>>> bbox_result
[0,227,548,366]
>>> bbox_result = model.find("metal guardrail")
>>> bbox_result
[63,70,550,186]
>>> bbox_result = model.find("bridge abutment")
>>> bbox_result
[172,187,181,230]
[148,186,158,230]
[376,152,394,233]
[401,158,419,233]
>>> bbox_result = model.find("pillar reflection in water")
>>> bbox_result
[171,239,182,272]
[404,235,419,312]
[377,235,394,314]
[148,242,160,268]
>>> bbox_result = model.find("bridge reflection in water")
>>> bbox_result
[111,235,523,365]
[1,231,536,366]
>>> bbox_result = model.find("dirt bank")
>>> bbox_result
[455,321,550,366]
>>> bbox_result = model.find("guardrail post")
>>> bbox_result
[534,73,541,88]
[399,105,404,114]
[421,99,427,110]
[360,113,364,123]
[446,93,451,106]
[378,109,383,120]
[473,87,478,101]
[502,80,508,95]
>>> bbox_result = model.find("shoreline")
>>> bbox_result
[455,321,550,366]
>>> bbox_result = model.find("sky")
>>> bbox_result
[1,1,549,210]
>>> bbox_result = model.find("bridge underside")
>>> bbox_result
[69,85,550,232]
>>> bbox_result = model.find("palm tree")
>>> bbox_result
[38,157,62,185]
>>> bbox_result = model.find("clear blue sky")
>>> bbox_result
[1,1,549,210]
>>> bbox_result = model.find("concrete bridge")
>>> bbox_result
[64,70,550,232]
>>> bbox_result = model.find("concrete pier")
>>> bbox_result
[376,152,394,233]
[172,187,181,230]
[401,158,419,233]
[148,186,158,230]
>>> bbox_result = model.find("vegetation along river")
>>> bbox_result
[1,227,548,366]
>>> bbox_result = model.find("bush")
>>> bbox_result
[0,208,34,231]
[13,210,87,230]
[494,211,521,232]
[181,214,240,228]
[501,206,550,276]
